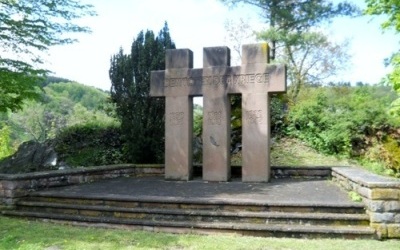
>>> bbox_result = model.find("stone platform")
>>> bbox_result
[4,165,400,238]
[2,175,377,239]
[30,176,357,207]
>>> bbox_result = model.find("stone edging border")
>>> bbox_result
[2,164,399,239]
[332,167,400,239]
[0,164,164,209]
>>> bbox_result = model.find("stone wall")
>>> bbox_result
[0,164,164,209]
[332,167,400,239]
[1,165,331,210]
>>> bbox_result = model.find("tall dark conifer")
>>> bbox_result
[109,22,175,163]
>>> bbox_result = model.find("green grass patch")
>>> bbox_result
[232,137,358,167]
[1,216,399,250]
[348,191,363,202]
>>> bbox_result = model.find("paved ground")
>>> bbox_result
[33,176,361,207]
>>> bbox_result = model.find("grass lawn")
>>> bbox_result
[232,137,356,167]
[0,216,399,250]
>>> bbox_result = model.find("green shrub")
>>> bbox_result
[0,125,14,160]
[56,123,124,167]
[286,85,400,175]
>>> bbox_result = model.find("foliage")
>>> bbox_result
[0,125,14,160]
[40,76,73,87]
[9,101,55,142]
[56,123,124,167]
[258,31,350,104]
[193,104,203,137]
[286,85,400,175]
[1,80,121,169]
[0,0,95,112]
[221,0,357,103]
[348,191,362,202]
[109,22,175,164]
[4,81,118,147]
[221,0,359,58]
[365,0,400,113]
[45,82,111,111]
[193,104,203,163]
[365,0,400,32]
[270,94,286,135]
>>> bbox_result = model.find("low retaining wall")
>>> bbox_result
[0,164,164,209]
[1,165,331,209]
[332,167,400,239]
[6,164,398,238]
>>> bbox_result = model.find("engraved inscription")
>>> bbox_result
[169,112,184,126]
[208,111,222,125]
[245,110,263,124]
[165,73,270,88]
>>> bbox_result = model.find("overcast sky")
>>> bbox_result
[45,0,399,91]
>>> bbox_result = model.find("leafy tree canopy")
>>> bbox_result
[365,0,400,31]
[365,0,400,93]
[0,0,96,112]
[220,0,359,58]
[221,0,359,31]
[365,0,400,119]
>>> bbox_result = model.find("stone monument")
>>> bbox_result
[150,43,286,182]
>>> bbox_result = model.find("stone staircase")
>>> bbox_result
[3,191,376,239]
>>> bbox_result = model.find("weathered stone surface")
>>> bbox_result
[366,199,400,212]
[163,49,196,181]
[387,224,400,238]
[371,188,400,200]
[1,180,19,190]
[242,94,270,182]
[202,47,231,181]
[332,167,400,188]
[383,200,400,212]
[357,186,371,199]
[332,167,400,239]
[68,175,84,184]
[0,140,57,174]
[395,214,400,223]
[369,212,395,223]
[370,223,388,238]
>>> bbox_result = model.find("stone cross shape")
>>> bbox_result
[150,44,286,182]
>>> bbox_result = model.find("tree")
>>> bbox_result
[109,22,176,164]
[365,0,400,117]
[365,0,400,92]
[3,81,116,147]
[0,0,96,112]
[220,0,358,59]
[220,0,357,102]
[224,18,256,65]
[257,30,350,103]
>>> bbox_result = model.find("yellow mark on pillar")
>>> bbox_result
[261,43,269,62]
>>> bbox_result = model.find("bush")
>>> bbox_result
[286,85,400,175]
[0,125,14,160]
[56,123,124,167]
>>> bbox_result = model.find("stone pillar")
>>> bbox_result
[164,49,194,180]
[202,47,231,181]
[241,44,270,182]
[242,94,270,182]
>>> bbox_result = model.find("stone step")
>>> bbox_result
[23,195,367,214]
[16,201,370,226]
[1,210,376,239]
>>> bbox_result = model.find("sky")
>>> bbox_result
[45,0,399,91]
